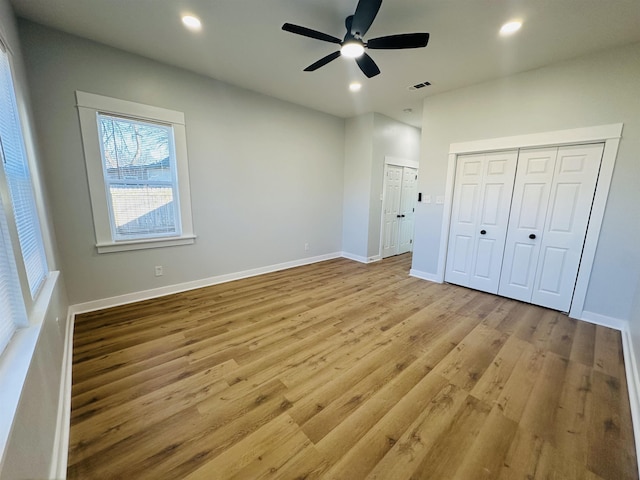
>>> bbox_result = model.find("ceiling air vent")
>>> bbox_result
[408,81,431,91]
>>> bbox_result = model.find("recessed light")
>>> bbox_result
[500,20,522,36]
[182,15,202,31]
[349,82,362,92]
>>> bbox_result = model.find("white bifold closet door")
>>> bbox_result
[499,143,604,311]
[444,151,517,293]
[497,148,558,302]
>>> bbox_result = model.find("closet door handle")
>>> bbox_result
[480,230,486,235]
[529,234,536,239]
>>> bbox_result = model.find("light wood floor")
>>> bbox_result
[68,254,638,479]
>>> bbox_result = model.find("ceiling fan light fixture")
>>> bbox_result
[341,41,365,58]
[499,20,522,36]
[349,82,362,92]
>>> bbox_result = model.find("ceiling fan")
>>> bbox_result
[282,0,429,78]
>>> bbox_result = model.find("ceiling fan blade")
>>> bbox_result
[304,51,342,71]
[282,23,342,44]
[350,0,382,37]
[367,33,430,49]
[356,52,381,78]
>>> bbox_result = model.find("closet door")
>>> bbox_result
[445,151,517,293]
[531,143,604,311]
[498,148,558,302]
[381,165,403,258]
[398,167,417,254]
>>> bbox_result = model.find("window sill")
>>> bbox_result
[0,271,59,463]
[96,234,196,253]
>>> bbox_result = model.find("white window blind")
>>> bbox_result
[0,191,27,354]
[0,43,48,297]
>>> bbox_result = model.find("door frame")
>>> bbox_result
[435,123,623,319]
[379,156,419,259]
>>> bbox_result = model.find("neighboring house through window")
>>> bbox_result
[76,91,195,253]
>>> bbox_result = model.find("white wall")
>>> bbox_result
[1,283,69,479]
[342,114,374,259]
[18,20,345,305]
[369,114,421,257]
[0,2,70,479]
[413,41,640,323]
[342,113,420,260]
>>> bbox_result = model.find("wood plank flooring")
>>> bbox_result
[68,254,638,479]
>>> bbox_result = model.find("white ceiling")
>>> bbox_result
[10,0,640,127]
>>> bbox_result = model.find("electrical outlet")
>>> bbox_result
[155,265,163,277]
[304,243,310,251]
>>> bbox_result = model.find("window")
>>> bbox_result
[76,92,195,253]
[0,193,27,354]
[98,114,180,240]
[0,39,40,355]
[0,42,48,297]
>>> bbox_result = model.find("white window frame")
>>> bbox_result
[76,91,195,253]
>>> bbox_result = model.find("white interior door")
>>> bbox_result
[445,151,517,293]
[498,148,558,302]
[531,143,604,311]
[398,167,417,254]
[381,165,402,258]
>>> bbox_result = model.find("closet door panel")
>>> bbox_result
[532,143,604,311]
[446,151,517,293]
[398,167,418,254]
[498,148,557,302]
[445,155,483,287]
[469,152,517,293]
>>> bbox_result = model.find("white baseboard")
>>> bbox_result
[409,268,441,283]
[579,310,627,331]
[621,328,640,480]
[69,252,342,315]
[50,312,75,480]
[341,252,381,264]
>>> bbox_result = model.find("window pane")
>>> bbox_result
[0,45,48,297]
[97,114,180,241]
[0,185,27,355]
[99,114,172,181]
[110,184,176,237]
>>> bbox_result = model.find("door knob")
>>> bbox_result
[480,230,486,235]
[529,234,536,239]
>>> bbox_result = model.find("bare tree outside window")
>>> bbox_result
[98,114,179,239]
